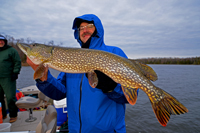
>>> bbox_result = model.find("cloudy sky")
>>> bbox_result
[0,0,199,59]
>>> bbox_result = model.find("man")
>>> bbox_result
[0,35,21,123]
[27,14,132,132]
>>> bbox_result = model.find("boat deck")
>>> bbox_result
[3,110,46,132]
[2,85,52,132]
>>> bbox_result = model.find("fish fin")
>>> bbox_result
[87,71,98,88]
[34,62,48,81]
[129,60,158,81]
[121,86,138,105]
[150,87,188,127]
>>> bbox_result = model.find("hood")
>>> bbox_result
[0,34,8,45]
[0,35,9,51]
[72,14,105,50]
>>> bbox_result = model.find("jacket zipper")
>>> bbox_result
[79,74,84,133]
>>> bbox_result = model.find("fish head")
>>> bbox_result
[17,43,53,64]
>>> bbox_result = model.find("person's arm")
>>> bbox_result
[105,85,129,104]
[36,71,66,100]
[11,49,21,80]
[27,57,66,100]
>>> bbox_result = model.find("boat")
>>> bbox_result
[1,85,67,132]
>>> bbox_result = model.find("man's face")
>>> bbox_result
[0,40,5,47]
[79,22,96,43]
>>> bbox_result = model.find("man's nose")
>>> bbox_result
[83,27,88,32]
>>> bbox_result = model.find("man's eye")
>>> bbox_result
[79,27,84,30]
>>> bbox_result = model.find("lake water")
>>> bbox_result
[17,65,200,133]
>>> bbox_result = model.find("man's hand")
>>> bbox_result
[11,73,19,80]
[26,57,48,81]
[94,70,117,93]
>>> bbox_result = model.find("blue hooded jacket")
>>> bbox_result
[36,14,129,133]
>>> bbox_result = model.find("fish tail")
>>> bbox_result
[150,87,188,127]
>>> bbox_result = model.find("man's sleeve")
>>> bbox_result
[36,71,66,100]
[12,49,21,74]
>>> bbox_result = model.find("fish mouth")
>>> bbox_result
[17,43,31,55]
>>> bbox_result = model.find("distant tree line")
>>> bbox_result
[1,34,200,65]
[135,57,200,65]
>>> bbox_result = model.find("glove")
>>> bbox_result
[11,73,19,80]
[94,70,117,93]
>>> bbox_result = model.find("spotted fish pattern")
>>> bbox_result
[17,43,188,126]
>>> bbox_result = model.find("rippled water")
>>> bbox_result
[125,65,200,133]
[17,65,200,133]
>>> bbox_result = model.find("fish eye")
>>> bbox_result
[32,43,39,47]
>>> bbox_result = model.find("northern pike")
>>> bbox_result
[17,43,188,126]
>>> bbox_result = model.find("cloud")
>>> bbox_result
[0,0,199,58]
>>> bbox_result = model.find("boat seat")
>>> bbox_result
[36,105,57,133]
[16,91,50,122]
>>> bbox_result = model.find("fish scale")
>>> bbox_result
[17,43,188,127]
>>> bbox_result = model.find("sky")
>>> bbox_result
[0,0,199,59]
